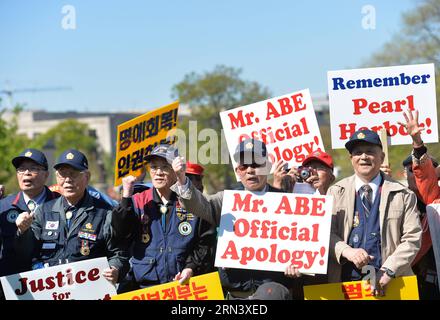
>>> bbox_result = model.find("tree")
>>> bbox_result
[360,0,440,180]
[0,103,32,192]
[172,65,271,192]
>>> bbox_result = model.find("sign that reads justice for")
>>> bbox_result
[220,89,324,176]
[0,257,116,300]
[215,190,333,274]
[328,63,437,149]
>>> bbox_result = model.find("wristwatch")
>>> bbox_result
[381,268,396,278]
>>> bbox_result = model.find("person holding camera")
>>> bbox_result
[273,150,335,196]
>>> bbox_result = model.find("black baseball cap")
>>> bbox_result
[12,148,48,170]
[233,138,268,164]
[249,282,292,300]
[145,144,179,164]
[345,129,382,153]
[54,149,89,171]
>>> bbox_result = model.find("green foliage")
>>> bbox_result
[172,65,271,192]
[0,104,32,191]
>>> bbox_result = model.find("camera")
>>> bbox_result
[297,166,312,181]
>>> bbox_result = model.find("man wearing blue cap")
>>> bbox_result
[170,138,298,299]
[0,149,60,289]
[112,144,214,291]
[15,149,129,285]
[327,129,421,296]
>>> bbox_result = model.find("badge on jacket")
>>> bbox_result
[353,211,360,228]
[80,240,90,256]
[141,233,150,243]
[6,210,19,223]
[178,221,192,236]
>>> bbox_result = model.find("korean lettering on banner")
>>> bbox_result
[114,101,179,186]
[327,63,438,149]
[303,275,419,300]
[0,257,116,300]
[219,89,324,180]
[214,191,333,274]
[111,271,224,300]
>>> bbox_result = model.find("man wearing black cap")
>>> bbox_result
[0,149,59,295]
[171,138,297,299]
[15,149,129,285]
[328,129,421,296]
[112,144,213,291]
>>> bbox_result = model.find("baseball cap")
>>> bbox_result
[233,138,268,164]
[54,149,89,171]
[249,282,292,300]
[303,150,334,170]
[145,144,179,164]
[345,129,382,153]
[12,148,48,170]
[186,161,204,176]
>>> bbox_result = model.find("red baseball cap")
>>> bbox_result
[302,150,334,170]
[186,161,204,176]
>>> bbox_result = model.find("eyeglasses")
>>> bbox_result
[56,169,86,180]
[149,165,172,173]
[237,163,266,171]
[16,167,45,174]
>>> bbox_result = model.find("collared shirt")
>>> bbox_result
[152,188,177,230]
[354,173,382,203]
[22,189,47,211]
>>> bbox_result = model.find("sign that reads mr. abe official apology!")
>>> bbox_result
[215,191,333,274]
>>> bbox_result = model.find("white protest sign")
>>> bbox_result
[0,257,116,300]
[220,89,324,178]
[214,190,333,274]
[328,63,437,149]
[426,204,440,293]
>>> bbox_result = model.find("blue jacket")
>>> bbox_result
[16,191,129,280]
[0,187,58,276]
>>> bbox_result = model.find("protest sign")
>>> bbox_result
[328,64,437,148]
[214,190,332,274]
[304,275,419,300]
[114,101,179,186]
[111,271,224,300]
[0,257,116,300]
[220,89,324,177]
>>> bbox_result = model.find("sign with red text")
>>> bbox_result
[112,271,224,300]
[328,63,437,148]
[214,190,333,274]
[304,276,419,300]
[0,257,116,300]
[220,89,324,177]
[114,101,179,186]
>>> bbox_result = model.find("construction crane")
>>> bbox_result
[0,86,72,108]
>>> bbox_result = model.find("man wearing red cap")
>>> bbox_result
[273,150,335,196]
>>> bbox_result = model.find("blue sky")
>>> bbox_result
[0,0,415,112]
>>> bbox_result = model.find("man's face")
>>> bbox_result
[56,164,89,201]
[305,160,335,195]
[235,156,269,191]
[350,142,384,182]
[149,157,177,191]
[16,159,48,196]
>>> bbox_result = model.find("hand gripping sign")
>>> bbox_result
[327,63,437,149]
[214,190,333,274]
[0,257,116,300]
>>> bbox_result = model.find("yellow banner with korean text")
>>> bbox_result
[304,275,419,300]
[114,101,179,186]
[111,271,224,300]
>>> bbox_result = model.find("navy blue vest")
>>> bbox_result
[131,189,199,286]
[342,184,382,281]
